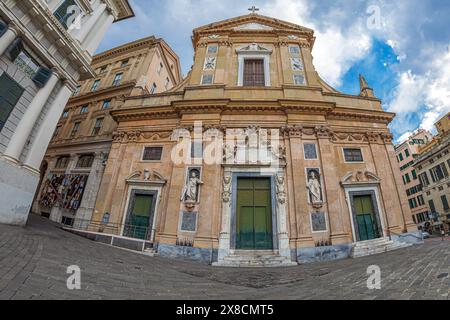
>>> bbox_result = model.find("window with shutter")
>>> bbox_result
[6,38,23,61]
[0,21,7,37]
[0,73,25,131]
[243,59,265,87]
[32,67,52,88]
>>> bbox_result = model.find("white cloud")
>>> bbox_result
[389,47,450,138]
[262,0,372,87]
[388,71,426,114]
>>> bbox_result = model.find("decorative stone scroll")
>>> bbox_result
[276,174,287,204]
[341,170,381,186]
[222,174,232,204]
[112,130,142,143]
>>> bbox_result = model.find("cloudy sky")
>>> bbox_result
[98,0,450,143]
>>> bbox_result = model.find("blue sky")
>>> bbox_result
[98,0,450,143]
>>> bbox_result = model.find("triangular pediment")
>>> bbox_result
[234,23,274,31]
[193,14,314,34]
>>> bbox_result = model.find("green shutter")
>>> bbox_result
[0,21,7,37]
[32,67,53,88]
[6,37,23,61]
[0,73,25,130]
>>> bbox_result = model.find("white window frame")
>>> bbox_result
[342,147,365,164]
[237,54,271,87]
[303,142,318,160]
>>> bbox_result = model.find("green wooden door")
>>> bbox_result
[354,195,379,241]
[236,178,273,250]
[124,194,154,240]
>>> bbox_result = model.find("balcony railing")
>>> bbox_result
[62,218,152,242]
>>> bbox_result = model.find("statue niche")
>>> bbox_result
[307,168,323,208]
[181,168,203,208]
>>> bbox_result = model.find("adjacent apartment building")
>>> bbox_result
[32,36,182,226]
[395,130,433,227]
[0,0,134,226]
[414,113,450,232]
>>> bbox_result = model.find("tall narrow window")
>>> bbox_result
[112,73,123,86]
[243,59,265,87]
[442,195,450,211]
[55,156,70,169]
[150,83,157,94]
[0,73,25,131]
[92,118,104,135]
[91,80,100,92]
[80,105,88,114]
[102,100,111,110]
[77,155,95,168]
[71,122,81,138]
[73,85,81,96]
[53,126,61,139]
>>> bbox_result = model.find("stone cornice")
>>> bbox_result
[329,108,395,125]
[92,37,157,63]
[68,81,136,105]
[113,98,395,125]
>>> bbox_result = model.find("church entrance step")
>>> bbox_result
[351,237,412,258]
[213,250,297,268]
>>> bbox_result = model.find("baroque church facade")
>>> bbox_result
[89,13,419,265]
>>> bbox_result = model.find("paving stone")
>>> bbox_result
[0,214,449,300]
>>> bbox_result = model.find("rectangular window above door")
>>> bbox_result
[243,59,265,87]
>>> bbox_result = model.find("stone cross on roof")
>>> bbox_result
[248,6,260,14]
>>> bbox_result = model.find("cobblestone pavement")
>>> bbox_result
[0,214,449,300]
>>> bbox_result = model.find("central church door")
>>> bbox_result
[353,195,380,241]
[236,178,273,250]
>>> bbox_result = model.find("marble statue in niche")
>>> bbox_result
[307,169,323,205]
[182,168,203,203]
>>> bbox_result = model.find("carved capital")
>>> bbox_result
[315,126,333,139]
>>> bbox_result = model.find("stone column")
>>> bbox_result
[24,82,73,170]
[218,170,232,260]
[76,153,106,228]
[3,71,60,163]
[283,126,315,248]
[0,25,18,56]
[74,2,107,44]
[84,9,115,55]
[275,171,291,259]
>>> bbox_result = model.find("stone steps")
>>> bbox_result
[143,248,157,257]
[213,250,298,268]
[351,237,412,258]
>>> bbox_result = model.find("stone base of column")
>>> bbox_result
[295,236,315,248]
[0,158,40,226]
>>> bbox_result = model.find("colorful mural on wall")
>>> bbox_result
[39,174,89,211]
